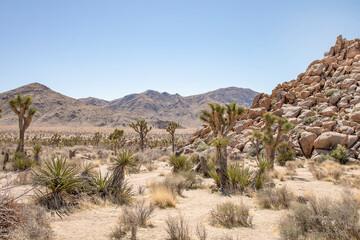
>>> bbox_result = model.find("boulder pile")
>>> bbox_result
[189,35,360,160]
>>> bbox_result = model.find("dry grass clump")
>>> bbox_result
[165,214,191,240]
[256,186,295,209]
[309,160,344,181]
[0,189,52,240]
[210,202,252,228]
[279,191,360,240]
[149,186,176,208]
[111,199,155,240]
[269,170,286,181]
[196,222,208,240]
[8,204,53,240]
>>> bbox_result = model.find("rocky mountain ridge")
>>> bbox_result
[0,84,257,128]
[190,35,360,160]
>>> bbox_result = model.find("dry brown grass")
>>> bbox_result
[256,186,295,210]
[150,186,176,208]
[309,160,344,181]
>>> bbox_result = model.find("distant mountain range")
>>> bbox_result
[0,83,258,128]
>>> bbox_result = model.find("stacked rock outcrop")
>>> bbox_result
[190,35,360,160]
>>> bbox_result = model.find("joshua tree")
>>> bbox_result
[199,102,245,189]
[51,133,61,147]
[166,121,180,153]
[92,132,102,147]
[33,145,42,165]
[111,149,137,188]
[129,120,152,152]
[9,94,37,153]
[108,129,124,155]
[261,113,294,168]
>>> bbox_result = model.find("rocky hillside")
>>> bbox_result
[0,83,139,127]
[0,84,257,128]
[79,87,258,126]
[190,35,360,160]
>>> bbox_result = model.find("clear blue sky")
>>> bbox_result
[1,0,359,100]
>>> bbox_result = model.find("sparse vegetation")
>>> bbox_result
[210,202,252,228]
[165,214,191,240]
[279,191,360,240]
[129,120,152,152]
[256,186,295,209]
[330,145,349,164]
[169,154,192,173]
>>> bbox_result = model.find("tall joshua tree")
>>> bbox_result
[261,113,294,168]
[199,102,245,189]
[9,94,37,153]
[108,129,124,155]
[129,120,152,152]
[166,121,179,153]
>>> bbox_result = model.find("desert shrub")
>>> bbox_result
[113,199,155,240]
[325,88,338,97]
[89,171,113,198]
[149,186,176,208]
[12,152,36,171]
[276,142,294,166]
[31,156,82,214]
[177,171,202,189]
[210,202,252,228]
[256,186,295,209]
[207,159,220,186]
[226,163,253,191]
[309,160,344,181]
[196,222,207,240]
[8,204,53,240]
[279,191,360,240]
[81,162,95,177]
[112,180,134,205]
[302,116,317,125]
[330,145,348,164]
[196,142,210,152]
[169,154,192,173]
[165,214,191,240]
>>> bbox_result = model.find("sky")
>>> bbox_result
[0,0,359,101]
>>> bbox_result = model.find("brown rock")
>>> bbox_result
[350,111,360,122]
[314,132,347,150]
[282,106,302,118]
[320,106,338,117]
[299,131,317,157]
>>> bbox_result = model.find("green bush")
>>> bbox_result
[226,163,253,191]
[324,88,338,97]
[169,154,192,172]
[276,142,294,166]
[330,145,348,164]
[12,152,36,171]
[302,116,317,125]
[196,142,210,152]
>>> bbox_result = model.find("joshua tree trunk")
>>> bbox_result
[140,133,144,152]
[17,128,25,153]
[3,152,9,171]
[200,156,208,177]
[219,147,228,189]
[34,153,40,165]
[171,134,175,153]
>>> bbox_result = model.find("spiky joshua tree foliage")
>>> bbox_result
[129,120,152,152]
[259,113,294,168]
[92,132,102,147]
[166,121,180,153]
[111,149,137,189]
[9,94,37,153]
[108,129,124,155]
[199,102,245,190]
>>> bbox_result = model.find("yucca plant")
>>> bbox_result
[226,163,253,191]
[33,145,42,165]
[111,149,138,188]
[31,156,82,212]
[169,154,192,173]
[12,152,36,171]
[89,171,113,198]
[207,159,220,186]
[113,180,134,205]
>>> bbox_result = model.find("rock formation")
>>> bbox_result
[190,35,360,160]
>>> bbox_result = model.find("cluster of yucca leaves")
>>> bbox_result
[169,154,193,173]
[31,149,136,215]
[208,156,270,192]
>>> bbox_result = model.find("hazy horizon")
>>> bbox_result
[1,0,360,100]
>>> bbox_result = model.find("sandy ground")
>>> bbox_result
[2,150,359,240]
[45,164,360,239]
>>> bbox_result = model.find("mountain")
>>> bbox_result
[0,84,257,128]
[191,35,360,160]
[0,83,138,127]
[79,87,258,126]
